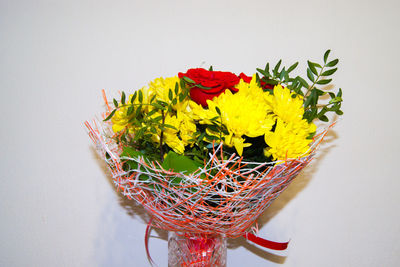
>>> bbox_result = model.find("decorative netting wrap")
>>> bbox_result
[86,119,328,239]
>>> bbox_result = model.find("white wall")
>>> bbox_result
[1,0,399,266]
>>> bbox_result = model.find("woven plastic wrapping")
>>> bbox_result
[85,118,329,239]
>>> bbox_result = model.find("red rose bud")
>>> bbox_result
[179,68,240,107]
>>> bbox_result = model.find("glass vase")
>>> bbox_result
[168,232,227,267]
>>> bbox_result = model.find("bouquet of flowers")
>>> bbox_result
[86,50,342,265]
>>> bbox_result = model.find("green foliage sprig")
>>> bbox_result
[103,82,191,162]
[256,49,343,122]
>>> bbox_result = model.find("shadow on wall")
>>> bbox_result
[91,128,338,264]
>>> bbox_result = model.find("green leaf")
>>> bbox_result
[146,109,158,117]
[174,83,179,95]
[324,49,331,63]
[297,77,309,88]
[329,96,343,104]
[321,68,337,76]
[103,109,116,121]
[307,68,315,82]
[307,61,318,75]
[208,125,219,132]
[310,61,322,68]
[303,94,312,108]
[279,68,286,80]
[195,84,212,90]
[161,151,203,183]
[319,115,329,122]
[127,106,134,115]
[163,124,177,130]
[310,89,318,105]
[287,62,299,73]
[121,92,126,104]
[311,106,318,118]
[215,106,221,115]
[151,102,165,110]
[183,76,195,83]
[316,89,325,96]
[131,91,137,104]
[265,63,270,74]
[157,100,168,106]
[168,88,173,100]
[337,88,342,97]
[197,131,206,143]
[135,105,142,117]
[138,90,143,103]
[153,115,163,122]
[120,147,151,181]
[273,60,282,76]
[316,79,332,85]
[256,68,269,78]
[326,59,339,67]
[335,110,344,115]
[150,94,156,103]
[284,70,289,82]
[318,107,327,117]
[113,98,118,108]
[209,65,213,71]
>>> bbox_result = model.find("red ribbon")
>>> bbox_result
[243,232,289,250]
[145,218,155,266]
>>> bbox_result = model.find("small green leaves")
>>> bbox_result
[300,50,342,122]
[113,98,118,108]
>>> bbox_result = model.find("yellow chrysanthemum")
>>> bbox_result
[149,76,189,112]
[266,84,304,123]
[193,77,275,155]
[264,118,315,161]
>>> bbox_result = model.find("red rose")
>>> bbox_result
[178,68,240,107]
[238,73,274,90]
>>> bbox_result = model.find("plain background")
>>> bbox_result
[1,0,399,266]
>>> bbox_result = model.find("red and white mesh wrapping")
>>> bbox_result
[85,118,329,239]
